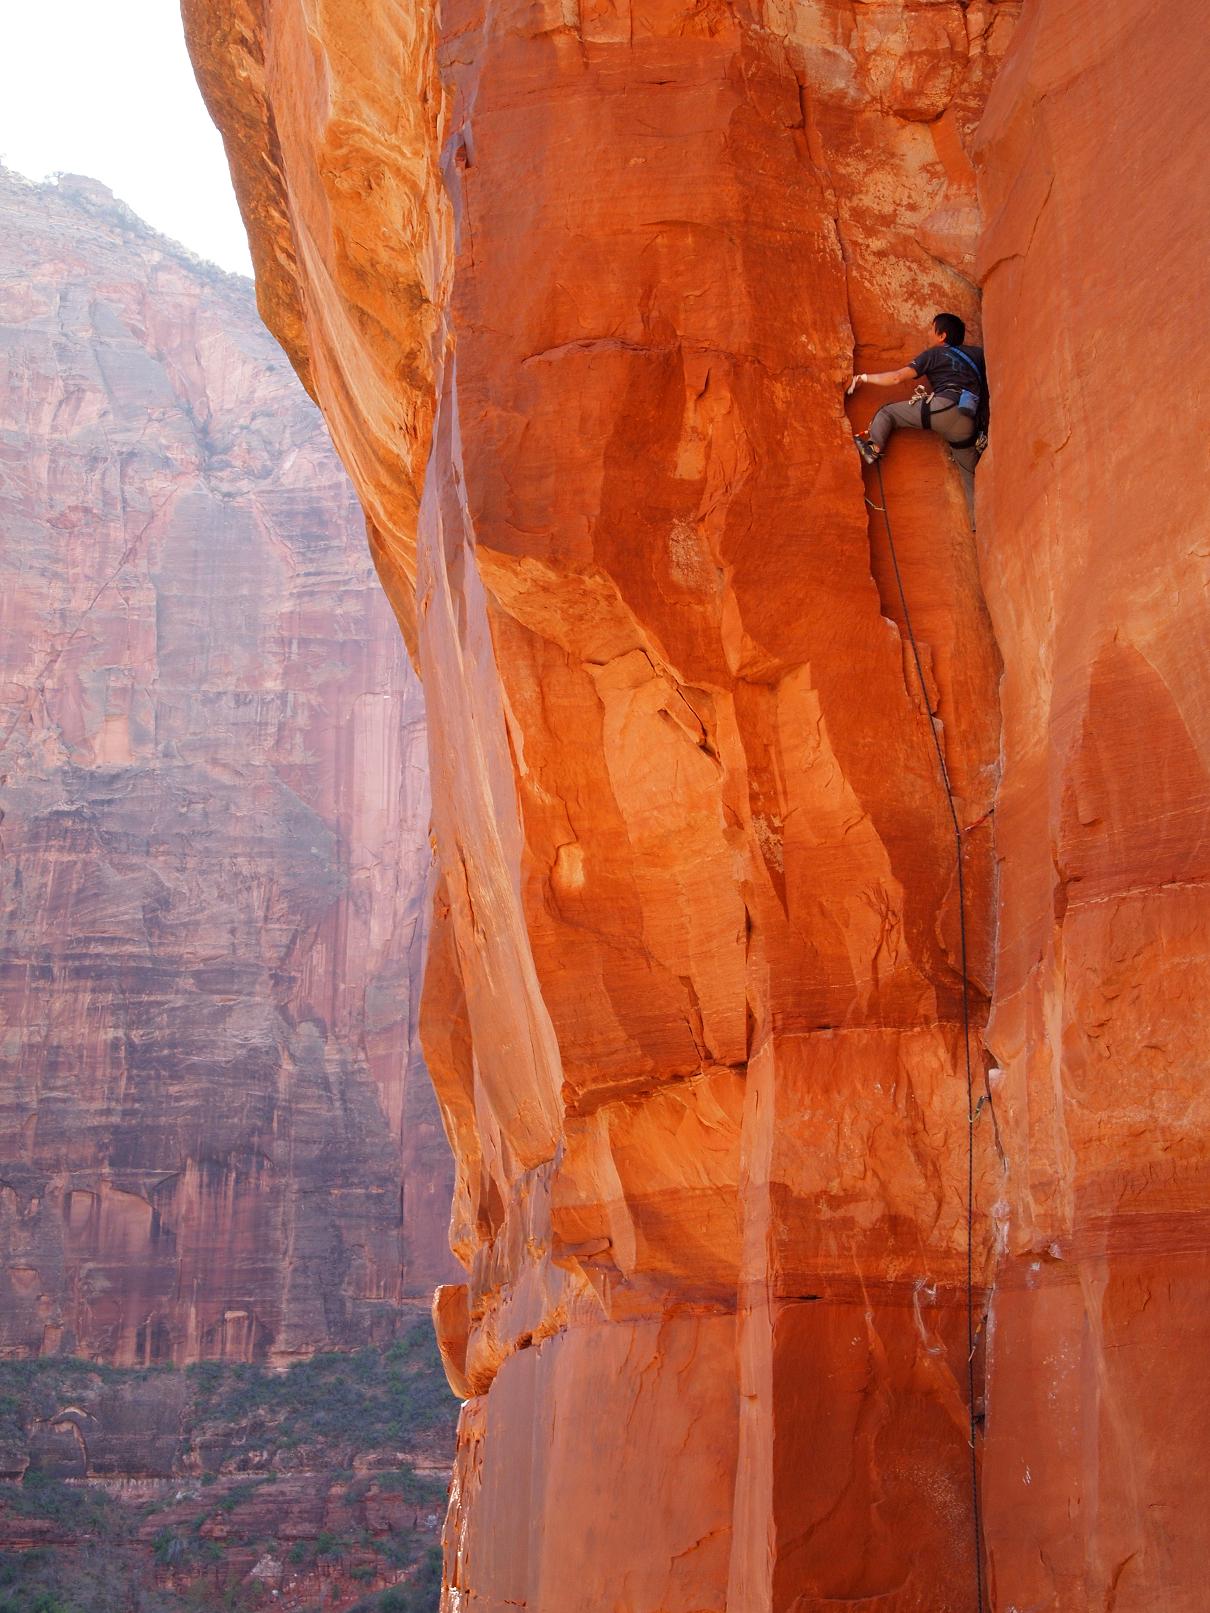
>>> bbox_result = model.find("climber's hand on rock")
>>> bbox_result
[846,374,865,396]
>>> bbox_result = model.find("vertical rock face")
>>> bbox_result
[973,3,1210,1607]
[184,0,1208,1607]
[0,167,455,1366]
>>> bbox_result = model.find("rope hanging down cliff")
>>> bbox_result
[868,457,994,1613]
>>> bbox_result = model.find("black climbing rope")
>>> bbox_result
[871,457,987,1613]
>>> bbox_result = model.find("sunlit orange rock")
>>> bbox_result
[186,0,1210,1607]
[184,0,1009,1605]
[0,167,455,1365]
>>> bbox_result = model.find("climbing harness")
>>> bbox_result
[946,347,990,451]
[859,373,988,464]
[921,394,957,432]
[867,457,997,1613]
[920,392,987,456]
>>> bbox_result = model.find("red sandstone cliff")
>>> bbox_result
[971,5,1210,1605]
[0,166,455,1367]
[183,0,1210,1607]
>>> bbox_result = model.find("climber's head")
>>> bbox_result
[931,312,966,347]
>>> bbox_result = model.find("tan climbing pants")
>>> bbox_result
[869,394,979,524]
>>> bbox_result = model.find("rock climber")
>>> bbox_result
[846,312,988,524]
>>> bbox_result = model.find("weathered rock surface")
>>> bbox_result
[972,4,1210,1608]
[184,0,1209,1608]
[0,166,456,1367]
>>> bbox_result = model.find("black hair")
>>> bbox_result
[932,312,966,346]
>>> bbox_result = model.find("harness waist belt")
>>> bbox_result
[922,394,979,451]
[922,396,958,431]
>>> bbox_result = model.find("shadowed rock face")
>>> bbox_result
[971,4,1210,1606]
[183,0,1210,1607]
[0,167,456,1366]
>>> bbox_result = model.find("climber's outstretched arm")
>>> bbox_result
[846,365,917,395]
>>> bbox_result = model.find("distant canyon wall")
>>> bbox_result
[0,166,456,1367]
[183,0,1210,1608]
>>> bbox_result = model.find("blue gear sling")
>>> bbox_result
[949,345,983,419]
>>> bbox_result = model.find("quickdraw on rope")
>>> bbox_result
[871,456,988,1613]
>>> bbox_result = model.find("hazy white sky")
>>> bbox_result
[0,0,254,275]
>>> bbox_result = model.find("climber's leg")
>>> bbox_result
[948,444,978,526]
[914,400,980,528]
[868,397,927,452]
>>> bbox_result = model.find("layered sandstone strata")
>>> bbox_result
[0,167,455,1366]
[185,0,1208,1607]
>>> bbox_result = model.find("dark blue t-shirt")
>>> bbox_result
[911,343,985,400]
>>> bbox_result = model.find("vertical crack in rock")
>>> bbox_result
[179,1,1204,1608]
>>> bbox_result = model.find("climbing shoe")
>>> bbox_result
[854,434,881,466]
